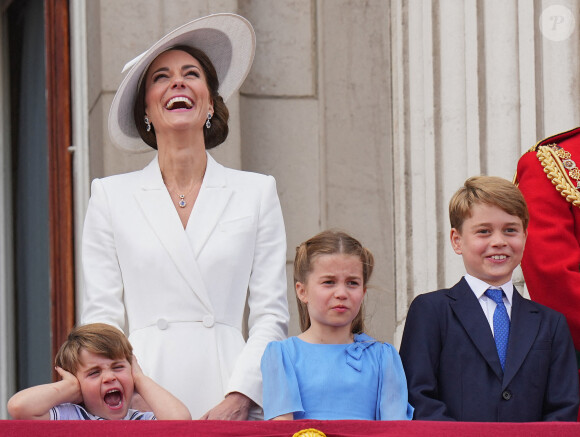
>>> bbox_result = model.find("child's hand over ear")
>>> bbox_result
[131,356,145,383]
[129,356,153,411]
[129,355,191,419]
[55,366,83,405]
[8,367,84,419]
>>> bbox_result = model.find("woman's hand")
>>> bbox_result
[200,392,253,420]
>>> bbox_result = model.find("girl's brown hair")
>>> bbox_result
[294,230,374,334]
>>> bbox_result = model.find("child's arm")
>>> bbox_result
[7,367,82,420]
[542,314,580,421]
[131,357,191,420]
[378,344,414,420]
[399,295,455,421]
[261,341,303,420]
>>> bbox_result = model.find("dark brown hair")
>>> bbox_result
[294,230,374,334]
[133,45,229,150]
[55,323,133,375]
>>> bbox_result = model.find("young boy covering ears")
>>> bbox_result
[8,323,191,420]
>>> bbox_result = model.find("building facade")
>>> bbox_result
[1,0,579,417]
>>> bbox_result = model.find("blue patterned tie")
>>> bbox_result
[485,288,510,371]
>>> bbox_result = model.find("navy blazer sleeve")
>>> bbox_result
[541,313,579,421]
[399,293,456,421]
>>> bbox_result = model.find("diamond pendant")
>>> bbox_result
[178,194,186,208]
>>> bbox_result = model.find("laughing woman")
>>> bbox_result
[81,14,289,420]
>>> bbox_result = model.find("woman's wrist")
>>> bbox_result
[226,392,253,408]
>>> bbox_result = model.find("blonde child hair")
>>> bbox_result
[55,323,133,375]
[449,175,529,232]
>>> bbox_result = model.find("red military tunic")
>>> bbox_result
[515,127,580,355]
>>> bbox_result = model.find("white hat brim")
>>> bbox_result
[108,13,255,153]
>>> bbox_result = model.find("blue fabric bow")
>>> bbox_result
[345,333,376,371]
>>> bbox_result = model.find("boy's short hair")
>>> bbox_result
[55,323,133,375]
[449,175,529,232]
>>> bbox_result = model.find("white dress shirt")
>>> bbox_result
[464,274,513,336]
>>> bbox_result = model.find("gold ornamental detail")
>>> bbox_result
[537,144,580,208]
[292,429,327,437]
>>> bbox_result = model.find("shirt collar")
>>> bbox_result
[464,273,513,305]
[80,404,137,420]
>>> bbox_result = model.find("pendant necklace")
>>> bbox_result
[177,194,188,208]
[162,159,206,209]
[172,177,201,208]
[176,181,196,208]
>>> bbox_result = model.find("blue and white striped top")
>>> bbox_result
[49,403,156,420]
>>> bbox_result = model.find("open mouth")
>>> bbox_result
[489,255,507,260]
[103,389,123,409]
[165,96,193,110]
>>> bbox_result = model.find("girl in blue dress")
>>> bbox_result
[261,230,414,420]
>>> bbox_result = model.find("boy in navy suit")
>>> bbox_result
[400,176,579,421]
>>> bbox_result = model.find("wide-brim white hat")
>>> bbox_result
[108,13,255,153]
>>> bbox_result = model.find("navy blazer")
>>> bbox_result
[399,277,579,421]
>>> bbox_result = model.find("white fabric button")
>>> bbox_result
[202,315,215,328]
[156,318,169,330]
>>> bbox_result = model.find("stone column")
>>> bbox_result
[241,0,396,340]
[391,0,580,344]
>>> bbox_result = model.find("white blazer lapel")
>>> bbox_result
[134,156,214,312]
[187,153,232,257]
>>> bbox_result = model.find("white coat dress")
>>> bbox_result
[80,152,289,418]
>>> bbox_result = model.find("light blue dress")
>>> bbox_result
[261,333,414,420]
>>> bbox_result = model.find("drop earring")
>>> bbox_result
[144,115,151,132]
[205,112,212,129]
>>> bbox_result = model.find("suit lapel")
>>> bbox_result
[449,278,504,381]
[186,154,232,257]
[134,156,214,312]
[502,287,540,389]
